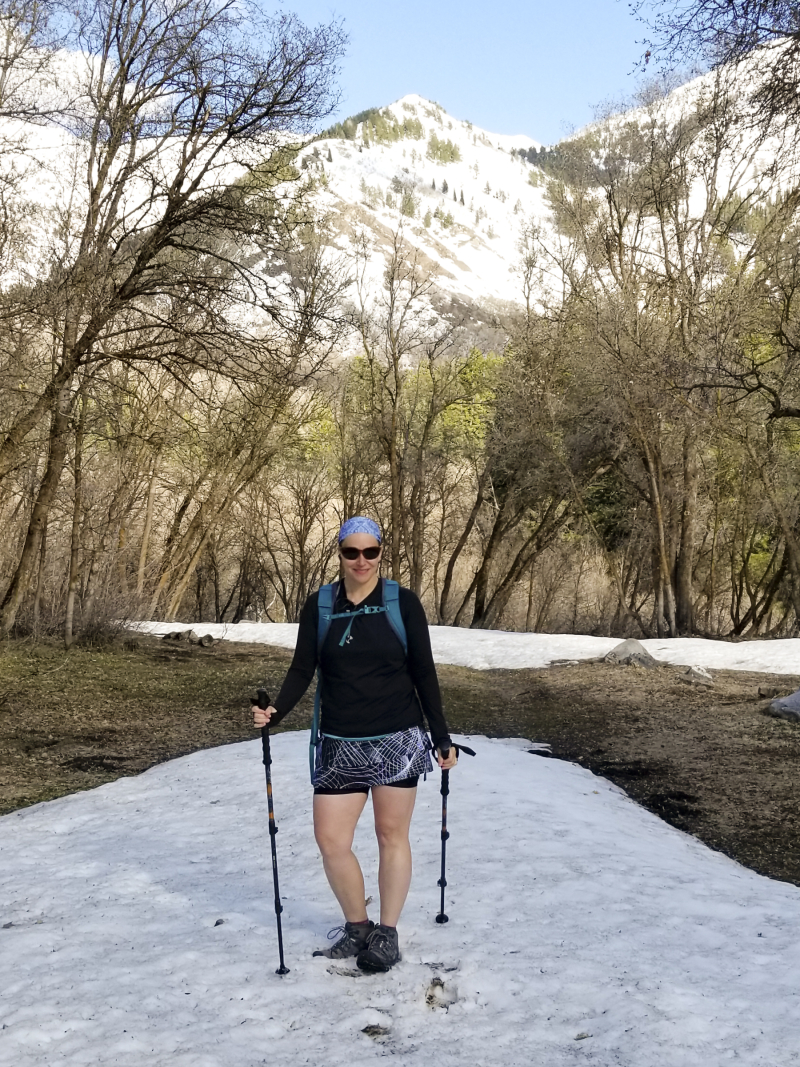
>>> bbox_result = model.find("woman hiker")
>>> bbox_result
[252,516,457,972]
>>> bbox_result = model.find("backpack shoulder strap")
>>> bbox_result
[317,582,337,654]
[310,581,337,783]
[382,578,407,653]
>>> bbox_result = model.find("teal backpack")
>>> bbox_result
[310,578,407,780]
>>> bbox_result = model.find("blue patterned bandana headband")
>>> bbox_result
[338,516,382,543]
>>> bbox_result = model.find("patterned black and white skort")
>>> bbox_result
[312,725,433,795]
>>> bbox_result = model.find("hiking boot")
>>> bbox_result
[312,920,375,959]
[356,924,401,972]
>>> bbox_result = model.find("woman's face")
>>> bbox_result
[339,533,382,587]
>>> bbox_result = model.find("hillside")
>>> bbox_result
[303,94,548,318]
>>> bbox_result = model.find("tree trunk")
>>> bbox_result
[388,427,403,582]
[0,361,75,485]
[64,403,84,650]
[469,507,510,625]
[525,564,536,631]
[136,461,159,598]
[643,449,677,637]
[674,429,698,634]
[83,482,134,623]
[0,378,73,635]
[452,570,479,628]
[164,526,217,620]
[118,526,128,597]
[211,542,222,623]
[562,459,645,635]
[477,501,569,629]
[745,441,800,623]
[32,520,48,629]
[438,469,487,623]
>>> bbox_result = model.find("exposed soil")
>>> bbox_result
[0,635,313,813]
[2,634,800,886]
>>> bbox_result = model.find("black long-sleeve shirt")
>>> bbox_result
[271,582,451,749]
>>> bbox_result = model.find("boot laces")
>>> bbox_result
[368,927,394,952]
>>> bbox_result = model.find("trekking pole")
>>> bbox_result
[255,688,289,975]
[435,742,475,924]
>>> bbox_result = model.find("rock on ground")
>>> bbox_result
[679,666,715,687]
[765,689,800,723]
[604,638,659,669]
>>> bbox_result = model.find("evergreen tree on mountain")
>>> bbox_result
[442,179,449,194]
[426,133,461,163]
[401,189,417,217]
[460,189,464,204]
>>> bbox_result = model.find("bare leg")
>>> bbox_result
[313,791,370,922]
[372,785,417,927]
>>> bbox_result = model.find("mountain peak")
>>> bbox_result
[311,95,547,311]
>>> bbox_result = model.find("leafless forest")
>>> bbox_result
[2,0,800,643]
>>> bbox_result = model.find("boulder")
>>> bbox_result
[199,634,215,648]
[679,665,715,687]
[162,629,197,643]
[604,638,659,669]
[765,688,800,723]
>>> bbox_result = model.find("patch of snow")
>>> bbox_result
[134,621,800,676]
[3,733,800,1064]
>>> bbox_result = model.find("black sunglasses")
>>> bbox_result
[340,546,381,560]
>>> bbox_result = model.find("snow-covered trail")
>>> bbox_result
[134,619,800,675]
[2,733,800,1066]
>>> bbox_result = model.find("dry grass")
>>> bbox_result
[2,634,800,886]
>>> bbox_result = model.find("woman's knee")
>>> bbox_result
[374,819,411,850]
[314,823,354,858]
[373,787,415,849]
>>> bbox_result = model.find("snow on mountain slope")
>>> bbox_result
[574,50,800,215]
[9,71,791,325]
[0,87,549,322]
[302,68,797,325]
[305,94,549,314]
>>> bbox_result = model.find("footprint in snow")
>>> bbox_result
[326,965,367,978]
[425,975,459,1010]
[361,1023,392,1040]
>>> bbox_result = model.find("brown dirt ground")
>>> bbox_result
[1,634,799,885]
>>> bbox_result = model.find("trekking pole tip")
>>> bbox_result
[435,913,449,924]
[276,965,290,975]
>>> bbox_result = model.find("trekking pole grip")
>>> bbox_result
[439,747,451,836]
[257,690,279,843]
[257,687,272,767]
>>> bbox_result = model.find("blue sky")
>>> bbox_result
[280,0,649,144]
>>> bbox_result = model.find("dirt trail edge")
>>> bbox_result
[2,636,799,885]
